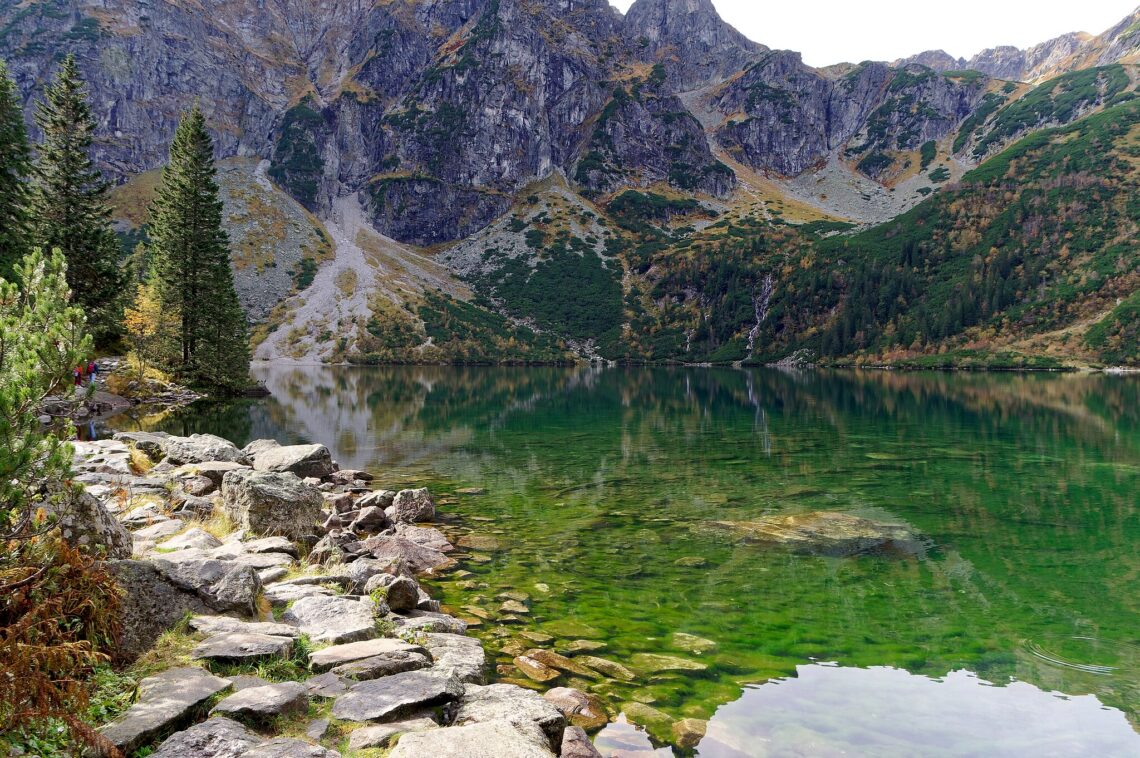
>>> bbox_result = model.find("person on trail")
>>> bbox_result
[74,365,83,387]
[87,360,97,386]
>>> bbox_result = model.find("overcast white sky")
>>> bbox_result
[610,1,1139,67]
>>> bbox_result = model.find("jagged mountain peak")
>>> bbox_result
[623,0,766,90]
[898,6,1140,82]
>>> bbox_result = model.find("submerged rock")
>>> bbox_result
[695,511,924,557]
[543,687,609,731]
[629,653,707,674]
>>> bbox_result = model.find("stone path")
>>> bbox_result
[75,432,606,758]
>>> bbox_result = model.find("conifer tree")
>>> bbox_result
[148,104,249,392]
[29,54,123,345]
[0,59,30,277]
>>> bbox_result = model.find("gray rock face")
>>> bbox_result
[456,683,566,753]
[387,488,435,523]
[308,637,428,672]
[253,443,335,479]
[331,670,464,722]
[221,469,323,541]
[98,667,232,754]
[159,527,223,552]
[211,681,309,721]
[388,718,555,758]
[282,595,379,644]
[422,633,487,684]
[111,560,213,661]
[623,0,764,90]
[192,632,295,663]
[150,717,261,758]
[573,79,734,197]
[378,575,421,612]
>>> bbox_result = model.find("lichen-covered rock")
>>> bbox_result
[52,489,133,559]
[111,560,213,661]
[150,558,262,615]
[163,434,250,466]
[221,469,323,541]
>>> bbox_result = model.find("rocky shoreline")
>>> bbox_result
[71,431,603,758]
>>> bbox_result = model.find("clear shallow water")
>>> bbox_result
[113,366,1140,755]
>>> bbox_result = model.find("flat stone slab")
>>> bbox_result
[422,633,487,684]
[98,667,232,753]
[306,672,349,699]
[191,632,293,663]
[388,718,553,758]
[189,615,302,638]
[348,717,438,750]
[331,650,432,681]
[150,716,261,758]
[263,582,336,607]
[283,595,379,644]
[244,535,300,556]
[132,520,185,541]
[211,681,308,722]
[388,610,468,635]
[159,528,222,552]
[309,637,426,672]
[331,671,464,722]
[241,738,342,757]
[456,683,566,752]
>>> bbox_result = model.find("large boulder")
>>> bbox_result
[221,469,323,541]
[53,489,133,559]
[150,558,262,615]
[211,682,309,722]
[163,434,250,466]
[111,560,214,661]
[386,488,435,523]
[253,444,335,479]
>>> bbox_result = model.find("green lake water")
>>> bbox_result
[112,366,1140,756]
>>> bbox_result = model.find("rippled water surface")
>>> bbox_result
[114,366,1140,755]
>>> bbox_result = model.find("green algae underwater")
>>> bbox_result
[118,366,1140,755]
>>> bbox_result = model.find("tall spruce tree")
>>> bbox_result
[149,104,249,392]
[0,59,30,277]
[29,54,123,345]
